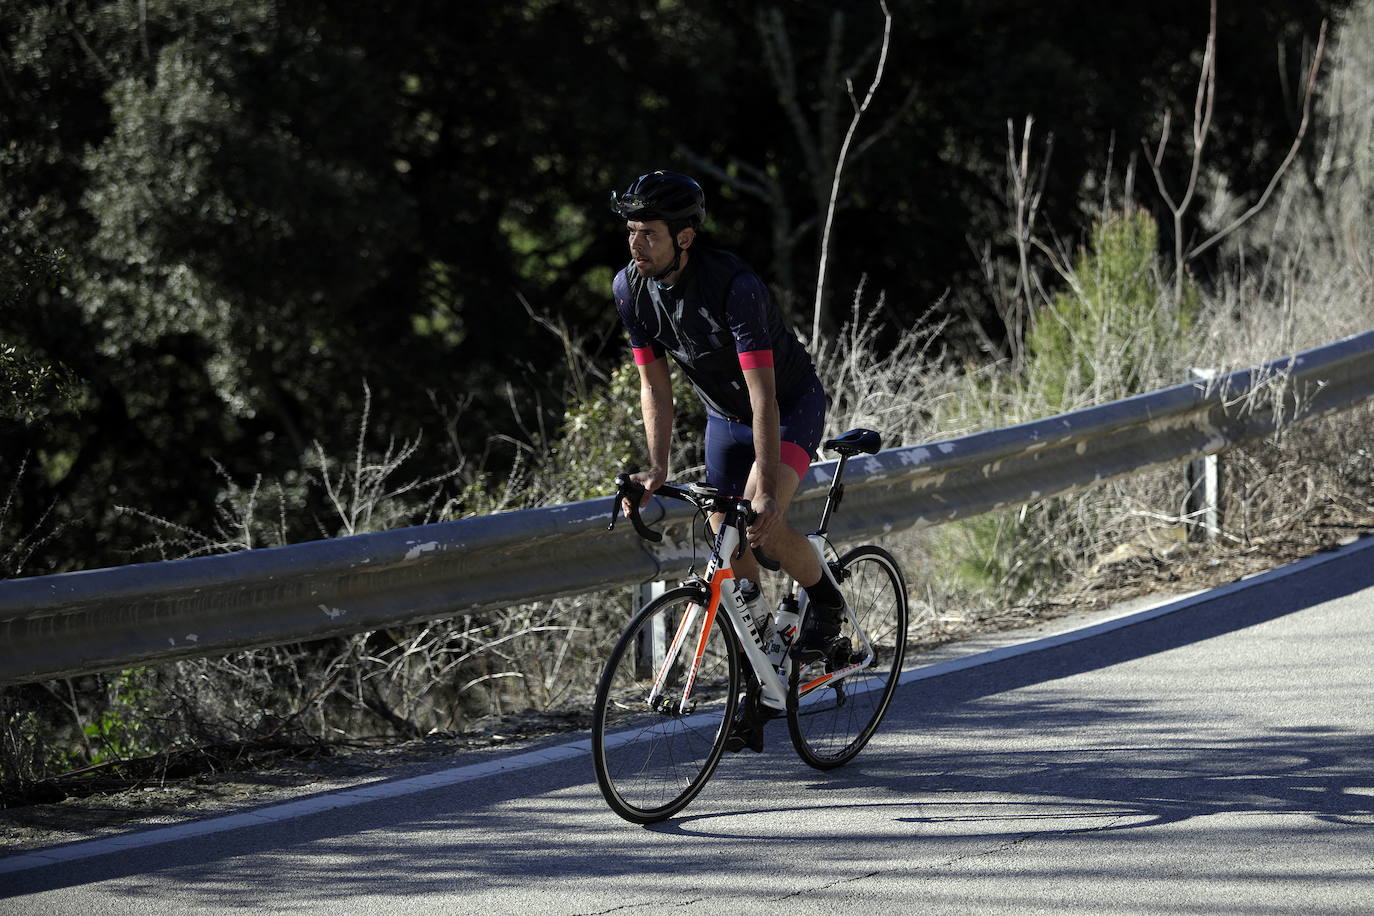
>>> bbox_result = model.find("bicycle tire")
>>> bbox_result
[592,585,740,823]
[787,544,908,769]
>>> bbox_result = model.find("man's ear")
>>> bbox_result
[677,227,696,250]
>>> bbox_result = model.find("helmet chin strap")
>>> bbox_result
[651,250,681,283]
[651,230,687,283]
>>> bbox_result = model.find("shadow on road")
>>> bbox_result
[4,542,1372,904]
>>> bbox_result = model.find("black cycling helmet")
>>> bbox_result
[610,171,706,229]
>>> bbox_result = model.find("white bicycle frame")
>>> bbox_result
[645,519,876,717]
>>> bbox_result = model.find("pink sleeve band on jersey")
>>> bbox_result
[737,349,774,370]
[780,441,812,480]
[632,346,660,366]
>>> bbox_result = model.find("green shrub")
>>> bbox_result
[543,361,704,503]
[82,668,162,765]
[935,211,1199,602]
[1026,210,1197,414]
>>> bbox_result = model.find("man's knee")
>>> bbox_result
[760,518,804,553]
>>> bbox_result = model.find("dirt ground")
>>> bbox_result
[3,506,1370,855]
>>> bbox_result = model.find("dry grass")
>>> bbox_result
[5,0,1373,798]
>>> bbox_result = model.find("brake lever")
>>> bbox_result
[741,505,782,571]
[753,546,782,572]
[610,473,663,542]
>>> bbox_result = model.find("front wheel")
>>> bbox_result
[592,585,739,823]
[787,544,908,769]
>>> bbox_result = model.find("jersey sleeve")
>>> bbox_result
[613,269,663,365]
[724,272,774,370]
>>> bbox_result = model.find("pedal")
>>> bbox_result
[825,637,853,672]
[724,691,769,753]
[744,688,783,719]
[724,714,764,753]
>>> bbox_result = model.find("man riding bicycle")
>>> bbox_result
[611,170,848,749]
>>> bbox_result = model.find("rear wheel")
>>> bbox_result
[592,586,739,823]
[787,545,907,769]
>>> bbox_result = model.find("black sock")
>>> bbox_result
[803,572,842,611]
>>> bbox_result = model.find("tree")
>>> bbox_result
[0,0,1351,575]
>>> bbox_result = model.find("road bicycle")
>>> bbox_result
[591,427,909,823]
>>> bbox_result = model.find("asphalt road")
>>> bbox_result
[4,538,1372,914]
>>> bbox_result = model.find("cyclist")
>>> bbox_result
[611,170,847,750]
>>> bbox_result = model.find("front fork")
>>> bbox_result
[647,597,705,715]
[644,519,738,716]
[646,521,783,716]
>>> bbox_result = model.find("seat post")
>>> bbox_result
[815,452,850,537]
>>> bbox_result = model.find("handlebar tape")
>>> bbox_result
[609,474,663,542]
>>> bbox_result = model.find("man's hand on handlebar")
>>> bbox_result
[622,468,666,519]
[610,470,665,542]
[746,492,780,550]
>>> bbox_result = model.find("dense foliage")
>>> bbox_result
[1,0,1346,574]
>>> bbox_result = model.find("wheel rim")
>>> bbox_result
[789,547,906,767]
[593,589,737,820]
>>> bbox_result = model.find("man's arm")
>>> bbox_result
[630,355,674,508]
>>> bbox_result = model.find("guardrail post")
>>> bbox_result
[632,580,668,677]
[1186,367,1222,541]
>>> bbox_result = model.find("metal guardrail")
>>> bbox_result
[3,329,1373,685]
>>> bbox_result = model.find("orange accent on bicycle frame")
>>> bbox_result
[797,640,874,697]
[674,569,732,715]
[798,661,860,696]
[648,600,702,709]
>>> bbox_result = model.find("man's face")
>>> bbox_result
[627,219,691,278]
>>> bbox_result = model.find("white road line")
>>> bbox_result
[900,536,1372,686]
[0,742,591,875]
[3,536,1367,876]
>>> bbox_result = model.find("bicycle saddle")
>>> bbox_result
[824,428,882,456]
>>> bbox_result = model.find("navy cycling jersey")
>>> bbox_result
[613,247,819,423]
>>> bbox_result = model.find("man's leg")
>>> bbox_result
[720,464,810,755]
[740,462,848,653]
[733,463,819,587]
[723,461,840,754]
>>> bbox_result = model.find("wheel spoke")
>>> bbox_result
[593,587,738,822]
[787,546,907,769]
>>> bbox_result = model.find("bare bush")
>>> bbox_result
[912,0,1370,625]
[8,0,1373,800]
